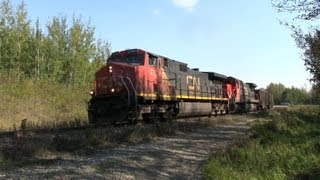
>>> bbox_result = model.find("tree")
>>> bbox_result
[266,83,286,105]
[272,0,320,20]
[0,0,32,79]
[32,18,44,78]
[45,15,111,85]
[0,0,111,85]
[281,87,310,104]
[14,1,32,77]
[45,16,69,82]
[266,83,312,104]
[272,0,320,93]
[297,30,320,86]
[310,84,320,104]
[0,0,15,77]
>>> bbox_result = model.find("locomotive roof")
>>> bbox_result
[227,76,238,81]
[246,82,257,89]
[113,49,188,66]
[146,49,189,66]
[203,72,228,81]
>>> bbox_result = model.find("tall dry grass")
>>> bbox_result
[0,77,91,131]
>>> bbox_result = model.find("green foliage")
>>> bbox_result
[281,86,310,104]
[203,106,320,179]
[286,29,320,101]
[310,84,320,104]
[266,83,311,104]
[272,0,320,20]
[299,30,320,86]
[0,154,4,165]
[266,83,286,105]
[0,0,110,85]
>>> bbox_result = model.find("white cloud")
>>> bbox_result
[172,0,199,11]
[153,9,160,15]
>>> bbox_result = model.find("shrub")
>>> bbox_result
[203,106,320,179]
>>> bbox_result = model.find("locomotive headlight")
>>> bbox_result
[90,90,94,95]
[111,88,115,93]
[109,66,112,73]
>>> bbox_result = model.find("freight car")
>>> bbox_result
[87,49,273,124]
[256,89,274,110]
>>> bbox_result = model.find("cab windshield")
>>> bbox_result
[109,55,145,65]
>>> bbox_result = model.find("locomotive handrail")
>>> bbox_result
[117,76,137,107]
[125,76,138,107]
[118,76,131,106]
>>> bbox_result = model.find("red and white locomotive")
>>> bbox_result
[88,49,273,124]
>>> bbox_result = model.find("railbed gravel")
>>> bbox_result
[1,117,258,179]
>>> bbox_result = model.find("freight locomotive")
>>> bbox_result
[87,49,273,124]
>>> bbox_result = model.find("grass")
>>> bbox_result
[0,154,5,165]
[203,105,320,179]
[0,77,91,131]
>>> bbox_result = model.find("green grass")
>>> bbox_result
[203,105,320,179]
[0,77,91,131]
[0,154,4,165]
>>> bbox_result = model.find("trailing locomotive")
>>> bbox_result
[88,49,273,124]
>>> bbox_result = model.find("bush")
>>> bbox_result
[203,106,320,179]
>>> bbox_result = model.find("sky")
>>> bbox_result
[12,0,311,89]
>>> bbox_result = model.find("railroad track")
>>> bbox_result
[0,122,114,139]
[0,113,261,139]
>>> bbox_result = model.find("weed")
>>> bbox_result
[203,105,320,179]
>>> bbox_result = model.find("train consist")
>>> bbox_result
[88,49,273,124]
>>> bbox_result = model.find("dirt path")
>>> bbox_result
[3,117,257,179]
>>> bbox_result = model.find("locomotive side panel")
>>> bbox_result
[199,71,229,114]
[179,68,213,101]
[158,58,176,101]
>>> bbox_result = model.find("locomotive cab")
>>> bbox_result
[88,49,171,124]
[88,49,145,124]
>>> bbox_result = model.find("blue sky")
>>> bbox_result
[12,0,310,89]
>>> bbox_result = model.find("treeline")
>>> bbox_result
[0,0,110,85]
[266,83,317,105]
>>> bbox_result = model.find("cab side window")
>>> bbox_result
[163,58,168,68]
[148,54,158,67]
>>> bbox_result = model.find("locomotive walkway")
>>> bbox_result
[2,117,259,179]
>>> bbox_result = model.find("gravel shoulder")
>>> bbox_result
[2,117,258,179]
